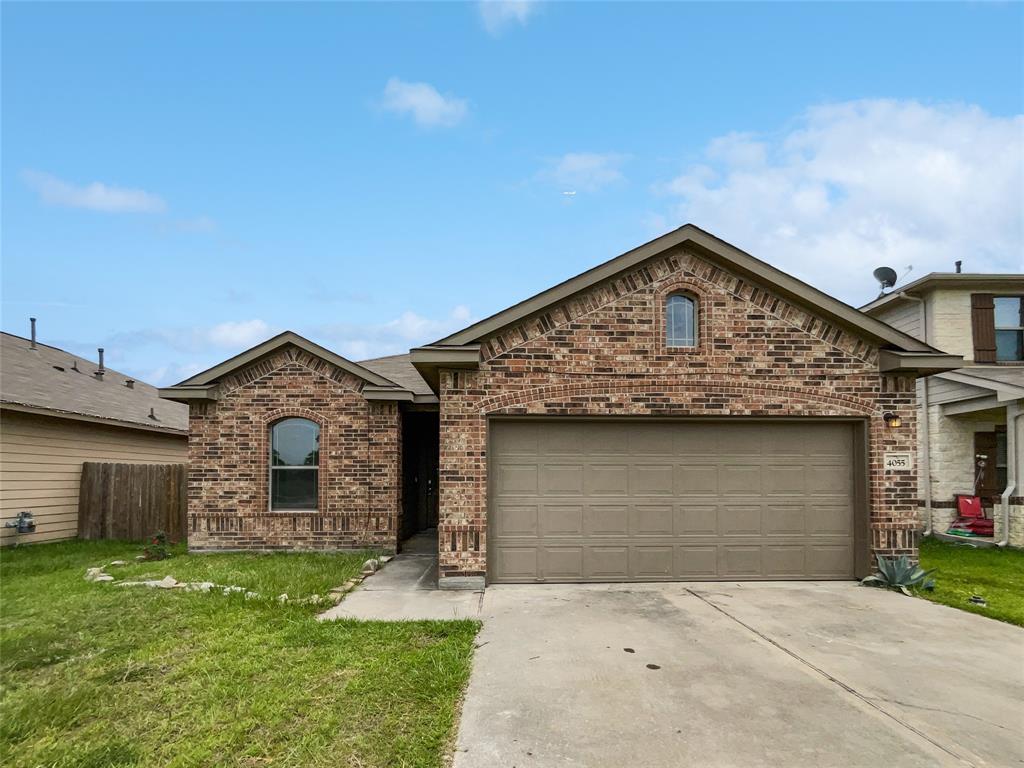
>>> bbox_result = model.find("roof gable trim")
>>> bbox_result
[434,224,935,354]
[174,331,399,389]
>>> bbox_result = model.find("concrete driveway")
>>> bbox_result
[453,583,1023,768]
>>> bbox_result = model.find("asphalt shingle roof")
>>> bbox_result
[357,353,433,396]
[1,332,188,433]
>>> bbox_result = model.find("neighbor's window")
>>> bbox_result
[666,294,697,347]
[270,418,320,511]
[994,296,1024,361]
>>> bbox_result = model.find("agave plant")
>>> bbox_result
[861,555,936,595]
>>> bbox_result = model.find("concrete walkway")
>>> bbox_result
[322,554,1023,767]
[318,531,483,621]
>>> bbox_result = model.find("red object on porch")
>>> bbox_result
[947,494,994,536]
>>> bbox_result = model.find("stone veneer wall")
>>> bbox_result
[187,346,401,551]
[438,246,919,583]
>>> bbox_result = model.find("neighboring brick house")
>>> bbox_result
[862,273,1024,546]
[161,225,961,588]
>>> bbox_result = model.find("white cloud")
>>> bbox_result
[542,152,626,192]
[656,100,1024,304]
[206,319,271,348]
[381,78,468,128]
[316,306,475,360]
[22,170,167,213]
[478,0,539,35]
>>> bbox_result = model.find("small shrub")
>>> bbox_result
[141,531,171,562]
[861,554,936,595]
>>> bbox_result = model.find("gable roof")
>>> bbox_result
[434,223,937,353]
[860,272,1024,313]
[1,332,188,434]
[173,331,398,389]
[358,353,434,397]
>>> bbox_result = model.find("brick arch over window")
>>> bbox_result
[655,278,710,354]
[260,409,328,514]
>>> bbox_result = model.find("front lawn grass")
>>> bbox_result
[0,540,479,767]
[918,537,1024,627]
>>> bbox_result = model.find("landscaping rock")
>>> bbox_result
[361,558,379,574]
[157,576,178,589]
[185,581,215,592]
[277,593,289,603]
[108,560,128,567]
[84,567,106,582]
[379,555,393,564]
[95,574,115,583]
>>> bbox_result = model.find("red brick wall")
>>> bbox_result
[186,346,400,551]
[438,246,918,581]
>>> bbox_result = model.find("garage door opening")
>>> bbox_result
[488,420,865,583]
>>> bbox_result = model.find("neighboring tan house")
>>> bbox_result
[862,273,1024,547]
[1,328,188,544]
[161,225,961,588]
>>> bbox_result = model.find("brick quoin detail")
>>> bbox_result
[186,347,401,552]
[438,246,918,581]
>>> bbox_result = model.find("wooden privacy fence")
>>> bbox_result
[78,462,187,542]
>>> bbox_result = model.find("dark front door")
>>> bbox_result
[402,412,439,539]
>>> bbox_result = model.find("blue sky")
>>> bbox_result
[3,1,1022,385]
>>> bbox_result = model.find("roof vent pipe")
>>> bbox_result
[29,318,37,350]
[96,348,105,378]
[125,379,135,389]
[955,260,962,274]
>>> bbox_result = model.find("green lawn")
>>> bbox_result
[0,540,479,768]
[918,537,1024,627]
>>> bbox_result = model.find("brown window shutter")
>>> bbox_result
[971,294,996,363]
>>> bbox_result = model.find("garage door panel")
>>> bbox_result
[586,464,628,495]
[718,505,762,536]
[676,545,718,577]
[632,546,673,578]
[719,545,762,576]
[677,465,718,495]
[676,505,718,536]
[809,465,852,494]
[720,465,762,495]
[765,466,806,495]
[585,546,629,578]
[544,547,584,579]
[490,421,857,583]
[495,504,538,536]
[541,505,584,536]
[765,505,806,536]
[630,504,674,536]
[807,544,854,577]
[585,505,629,536]
[496,547,539,579]
[763,545,807,577]
[499,464,538,494]
[808,505,854,536]
[630,464,674,495]
[541,464,584,495]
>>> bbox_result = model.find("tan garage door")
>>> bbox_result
[489,420,859,583]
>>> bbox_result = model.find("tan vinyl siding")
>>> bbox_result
[0,409,187,545]
[872,301,923,340]
[924,377,991,405]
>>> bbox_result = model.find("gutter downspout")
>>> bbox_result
[997,401,1021,548]
[898,291,933,536]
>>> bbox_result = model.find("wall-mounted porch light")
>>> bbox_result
[882,411,902,428]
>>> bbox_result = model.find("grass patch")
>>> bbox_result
[1,540,479,767]
[918,537,1024,627]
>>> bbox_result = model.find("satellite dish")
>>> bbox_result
[873,266,898,296]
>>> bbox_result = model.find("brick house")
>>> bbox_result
[862,272,1024,546]
[160,225,961,589]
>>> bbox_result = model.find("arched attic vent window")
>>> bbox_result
[666,294,697,347]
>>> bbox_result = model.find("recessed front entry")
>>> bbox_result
[488,420,861,583]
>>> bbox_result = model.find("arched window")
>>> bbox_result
[666,294,697,347]
[270,418,320,511]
